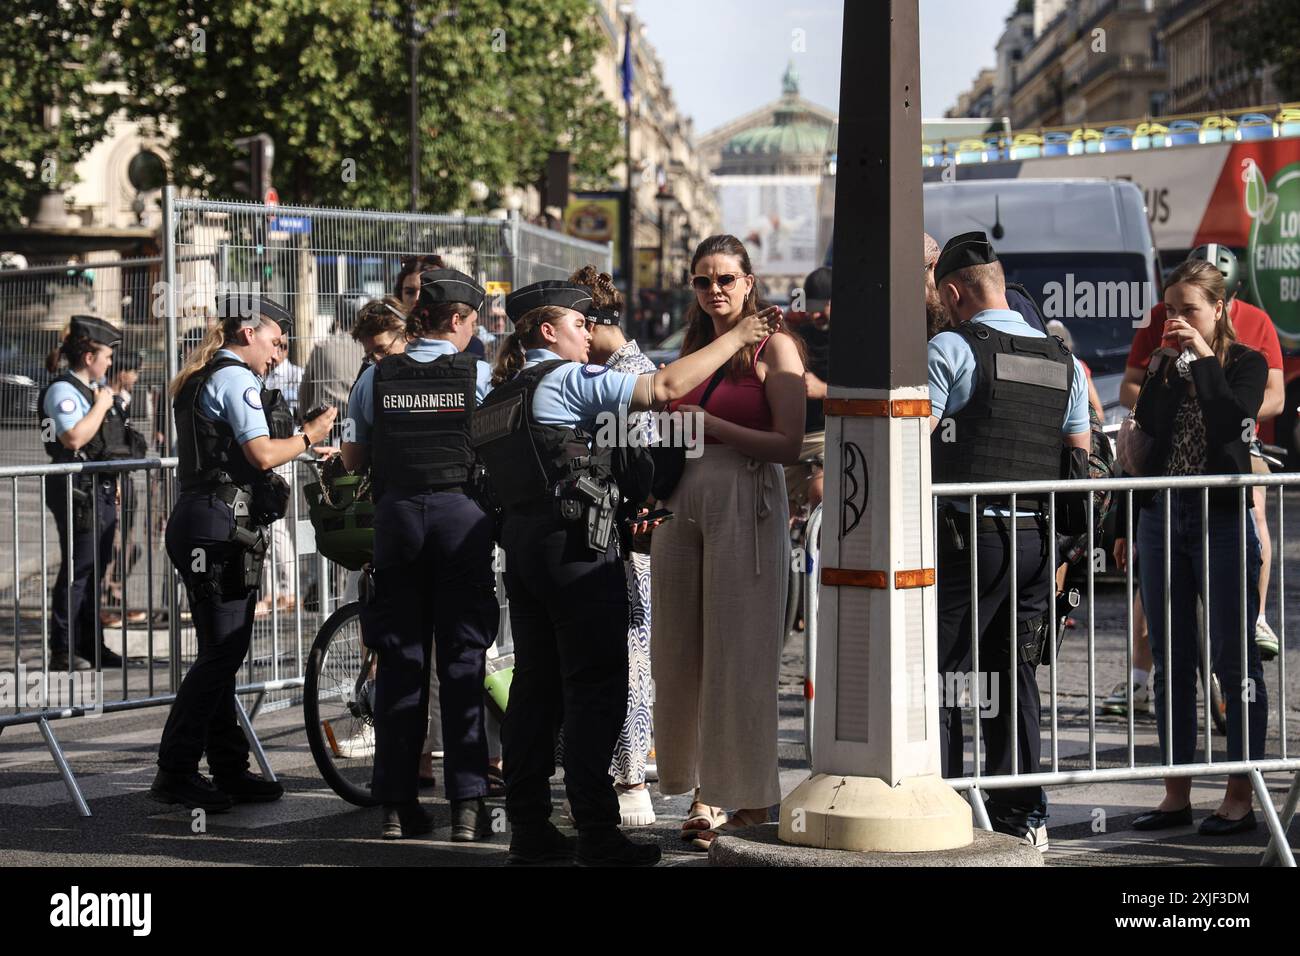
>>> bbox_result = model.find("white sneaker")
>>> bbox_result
[1256,618,1280,661]
[1024,824,1048,853]
[617,786,656,827]
[1100,679,1150,717]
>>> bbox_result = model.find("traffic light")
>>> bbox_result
[232,134,274,202]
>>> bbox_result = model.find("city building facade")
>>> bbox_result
[697,64,835,299]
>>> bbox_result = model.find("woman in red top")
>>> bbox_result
[650,235,806,848]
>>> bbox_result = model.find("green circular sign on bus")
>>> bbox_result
[1248,161,1300,349]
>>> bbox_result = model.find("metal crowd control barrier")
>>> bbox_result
[803,472,1299,866]
[160,189,613,445]
[0,455,518,817]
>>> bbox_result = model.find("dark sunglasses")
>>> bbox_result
[691,273,745,292]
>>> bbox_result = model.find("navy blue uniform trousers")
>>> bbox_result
[45,476,117,657]
[937,519,1051,827]
[362,490,497,804]
[158,492,257,776]
[499,510,628,831]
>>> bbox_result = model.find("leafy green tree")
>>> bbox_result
[1227,0,1300,101]
[0,5,117,224]
[110,0,621,211]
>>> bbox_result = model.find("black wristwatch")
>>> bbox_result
[301,433,311,452]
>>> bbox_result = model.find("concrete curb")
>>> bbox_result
[709,823,1045,867]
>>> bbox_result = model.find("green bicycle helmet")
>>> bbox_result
[1187,243,1241,299]
[305,473,375,571]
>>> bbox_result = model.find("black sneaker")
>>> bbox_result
[381,802,433,840]
[49,650,92,671]
[450,798,491,843]
[212,770,284,803]
[575,826,661,867]
[77,645,123,669]
[150,770,234,812]
[507,821,577,865]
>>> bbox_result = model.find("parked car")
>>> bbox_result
[642,326,687,368]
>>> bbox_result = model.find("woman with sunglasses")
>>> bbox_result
[475,279,775,866]
[650,234,806,849]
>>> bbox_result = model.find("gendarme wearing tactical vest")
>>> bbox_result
[470,278,776,866]
[927,231,1091,854]
[341,268,499,842]
[153,295,335,813]
[40,315,130,672]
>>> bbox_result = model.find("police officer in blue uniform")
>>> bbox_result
[40,315,132,671]
[152,296,336,811]
[473,280,775,866]
[342,269,498,841]
[928,232,1091,852]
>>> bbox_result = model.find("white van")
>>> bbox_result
[923,178,1162,424]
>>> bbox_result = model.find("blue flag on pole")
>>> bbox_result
[621,22,633,103]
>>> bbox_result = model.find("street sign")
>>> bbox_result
[268,215,311,241]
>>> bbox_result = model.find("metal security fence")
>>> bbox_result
[160,190,613,424]
[800,472,1300,866]
[159,191,609,627]
[0,195,591,815]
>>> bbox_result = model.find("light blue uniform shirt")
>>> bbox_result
[197,348,270,444]
[929,309,1089,516]
[347,337,493,445]
[523,349,639,428]
[43,374,95,437]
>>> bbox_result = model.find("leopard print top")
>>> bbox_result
[1164,391,1208,476]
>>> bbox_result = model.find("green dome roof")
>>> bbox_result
[724,121,827,157]
[722,63,828,159]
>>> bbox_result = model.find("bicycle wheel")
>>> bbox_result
[303,602,381,806]
[1209,671,1227,737]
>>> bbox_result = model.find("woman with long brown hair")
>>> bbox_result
[1113,259,1269,836]
[650,234,806,848]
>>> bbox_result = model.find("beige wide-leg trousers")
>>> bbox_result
[650,444,788,810]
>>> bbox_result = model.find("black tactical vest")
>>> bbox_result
[39,371,133,463]
[175,356,271,491]
[931,323,1074,487]
[471,360,608,508]
[371,350,478,492]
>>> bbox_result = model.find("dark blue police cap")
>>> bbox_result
[68,315,122,349]
[934,231,998,285]
[417,268,486,314]
[505,281,596,324]
[216,293,293,339]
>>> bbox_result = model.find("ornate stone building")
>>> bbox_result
[697,65,835,298]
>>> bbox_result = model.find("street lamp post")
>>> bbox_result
[382,4,458,213]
